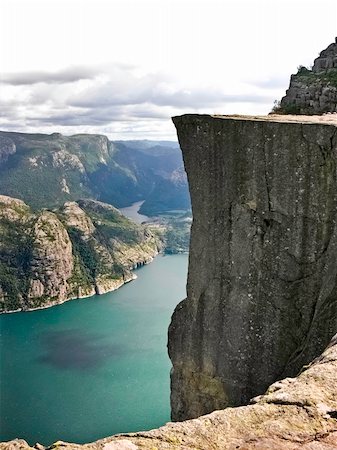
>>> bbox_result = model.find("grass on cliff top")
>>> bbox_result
[296,66,337,88]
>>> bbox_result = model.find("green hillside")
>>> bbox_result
[0,131,190,214]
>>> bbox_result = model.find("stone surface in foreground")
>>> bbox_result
[1,334,337,449]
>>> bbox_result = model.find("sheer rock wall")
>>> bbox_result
[168,114,337,421]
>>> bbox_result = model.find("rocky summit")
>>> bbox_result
[277,38,337,114]
[169,113,337,421]
[1,334,337,449]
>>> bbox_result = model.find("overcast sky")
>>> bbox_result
[0,0,336,140]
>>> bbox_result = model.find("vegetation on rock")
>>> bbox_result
[273,39,337,115]
[0,196,161,312]
[0,132,190,215]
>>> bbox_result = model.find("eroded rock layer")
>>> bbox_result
[2,334,337,449]
[168,114,337,420]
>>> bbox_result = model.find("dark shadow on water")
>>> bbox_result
[36,329,123,370]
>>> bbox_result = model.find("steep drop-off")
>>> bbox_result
[2,334,337,449]
[0,195,161,312]
[168,114,337,421]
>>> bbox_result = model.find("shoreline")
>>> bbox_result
[1,270,140,315]
[1,251,187,315]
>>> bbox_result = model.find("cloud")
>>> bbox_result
[247,76,290,90]
[0,63,276,138]
[1,66,104,85]
[68,68,274,110]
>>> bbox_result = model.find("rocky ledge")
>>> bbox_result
[1,334,337,450]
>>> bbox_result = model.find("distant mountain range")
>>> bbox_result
[0,132,191,215]
[0,132,191,312]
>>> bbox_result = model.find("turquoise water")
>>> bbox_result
[0,254,188,446]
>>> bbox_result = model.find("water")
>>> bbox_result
[119,201,149,224]
[0,254,188,446]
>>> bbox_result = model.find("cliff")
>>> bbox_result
[2,334,337,449]
[0,195,161,312]
[277,39,337,114]
[168,114,337,421]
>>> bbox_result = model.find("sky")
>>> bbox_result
[0,0,336,140]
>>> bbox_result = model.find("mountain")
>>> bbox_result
[139,167,191,216]
[0,195,161,312]
[0,132,190,214]
[273,38,337,114]
[115,140,180,156]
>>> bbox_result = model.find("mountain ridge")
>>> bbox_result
[0,131,190,214]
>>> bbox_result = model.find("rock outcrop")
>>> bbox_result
[2,334,337,449]
[168,114,337,421]
[28,211,74,303]
[277,39,337,114]
[0,195,161,312]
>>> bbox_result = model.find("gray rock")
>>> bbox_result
[278,39,337,115]
[169,113,337,421]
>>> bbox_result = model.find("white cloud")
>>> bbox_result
[0,63,277,137]
[0,0,336,139]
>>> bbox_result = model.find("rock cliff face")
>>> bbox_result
[168,114,337,421]
[28,211,73,302]
[2,334,337,449]
[278,39,337,114]
[0,195,161,312]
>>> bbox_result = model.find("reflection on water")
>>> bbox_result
[37,329,123,370]
[119,201,149,224]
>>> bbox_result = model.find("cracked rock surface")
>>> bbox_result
[1,334,337,449]
[169,114,337,421]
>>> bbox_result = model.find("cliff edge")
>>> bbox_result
[2,334,337,449]
[169,114,337,420]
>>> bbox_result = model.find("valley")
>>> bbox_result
[0,135,191,313]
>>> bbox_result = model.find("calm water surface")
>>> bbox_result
[0,254,188,445]
[119,201,149,224]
